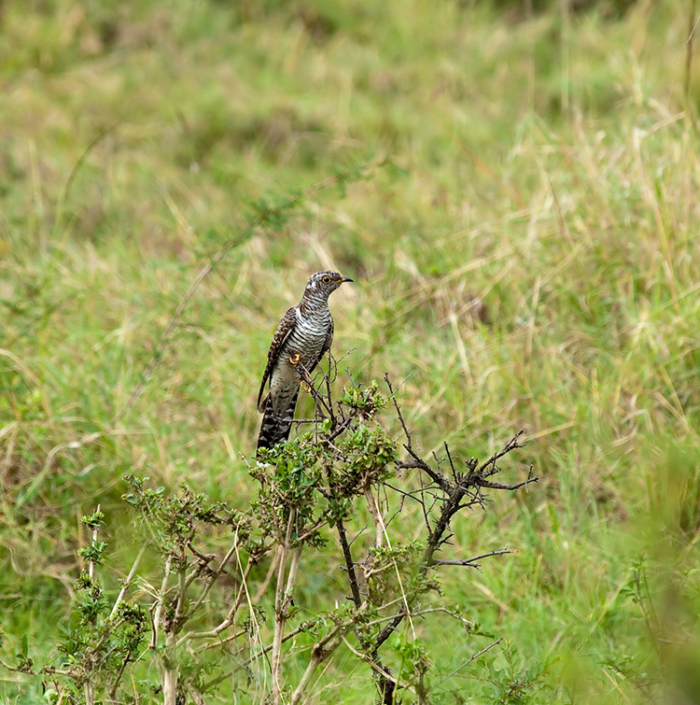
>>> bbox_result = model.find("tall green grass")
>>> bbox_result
[1,0,700,702]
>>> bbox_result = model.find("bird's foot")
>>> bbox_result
[289,353,313,388]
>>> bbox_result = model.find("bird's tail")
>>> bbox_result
[256,388,300,452]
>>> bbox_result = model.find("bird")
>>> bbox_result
[256,270,353,452]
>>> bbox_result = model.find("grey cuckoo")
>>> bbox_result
[256,270,353,451]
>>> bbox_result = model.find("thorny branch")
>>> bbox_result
[271,369,536,705]
[1,367,533,705]
[432,549,518,570]
[337,519,363,607]
[358,376,539,702]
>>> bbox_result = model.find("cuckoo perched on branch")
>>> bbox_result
[256,270,353,451]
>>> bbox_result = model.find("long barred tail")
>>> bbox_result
[256,388,300,452]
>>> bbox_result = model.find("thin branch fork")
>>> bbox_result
[183,525,244,624]
[297,360,334,422]
[150,554,173,649]
[109,651,133,698]
[396,456,449,490]
[289,617,361,705]
[201,629,248,651]
[384,373,413,452]
[372,612,405,655]
[373,432,531,662]
[0,658,47,677]
[341,637,417,697]
[474,431,524,476]
[476,476,538,491]
[296,516,329,544]
[238,620,318,669]
[201,620,321,693]
[177,552,256,645]
[186,541,216,564]
[435,638,503,687]
[431,549,517,569]
[359,378,533,702]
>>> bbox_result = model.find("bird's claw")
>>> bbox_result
[289,353,313,389]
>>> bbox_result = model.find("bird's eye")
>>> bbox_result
[322,276,332,284]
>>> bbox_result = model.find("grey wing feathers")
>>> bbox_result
[257,307,297,412]
[320,317,334,358]
[304,318,333,377]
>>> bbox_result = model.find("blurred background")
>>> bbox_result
[1,0,700,702]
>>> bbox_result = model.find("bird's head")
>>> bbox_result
[304,270,353,298]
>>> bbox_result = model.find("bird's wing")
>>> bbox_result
[305,317,334,378]
[257,307,297,412]
[320,316,334,359]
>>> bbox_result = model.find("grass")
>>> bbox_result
[2,0,700,702]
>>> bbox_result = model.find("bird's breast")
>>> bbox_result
[286,313,331,366]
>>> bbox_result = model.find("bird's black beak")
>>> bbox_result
[336,276,354,284]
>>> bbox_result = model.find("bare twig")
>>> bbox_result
[397,457,447,491]
[373,612,405,653]
[109,546,146,621]
[367,428,531,701]
[184,525,242,622]
[239,621,318,669]
[342,637,416,695]
[296,517,329,544]
[109,652,132,698]
[475,431,524,475]
[202,629,247,651]
[298,360,334,422]
[384,373,413,452]
[476,475,538,492]
[253,550,279,603]
[435,638,503,688]
[288,621,354,705]
[337,520,363,607]
[432,549,517,569]
[178,553,257,643]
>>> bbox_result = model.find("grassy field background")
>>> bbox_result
[2,0,700,702]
